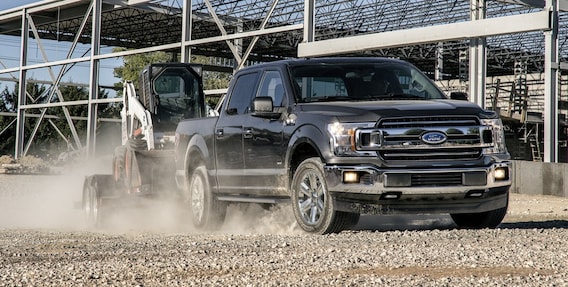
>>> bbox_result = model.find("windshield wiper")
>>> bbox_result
[367,93,425,100]
[303,96,354,102]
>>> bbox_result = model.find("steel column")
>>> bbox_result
[14,8,28,159]
[469,0,487,108]
[181,0,192,63]
[87,0,102,158]
[303,0,315,43]
[435,42,444,81]
[544,0,560,162]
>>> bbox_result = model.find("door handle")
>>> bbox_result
[243,128,253,139]
[216,129,224,139]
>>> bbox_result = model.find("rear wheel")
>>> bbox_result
[291,157,357,234]
[188,165,226,229]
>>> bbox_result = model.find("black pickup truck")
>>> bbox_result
[174,57,511,234]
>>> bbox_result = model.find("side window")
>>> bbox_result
[226,72,259,115]
[153,67,202,125]
[257,70,285,107]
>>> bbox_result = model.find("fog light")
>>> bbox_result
[494,167,508,180]
[343,171,360,183]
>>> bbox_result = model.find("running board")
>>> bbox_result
[216,195,290,204]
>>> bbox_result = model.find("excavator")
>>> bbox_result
[82,63,207,227]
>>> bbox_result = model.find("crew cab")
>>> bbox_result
[174,57,511,234]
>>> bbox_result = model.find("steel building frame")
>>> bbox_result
[0,0,566,161]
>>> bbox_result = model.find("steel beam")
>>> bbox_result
[237,0,280,70]
[297,11,551,58]
[203,0,242,65]
[25,14,82,155]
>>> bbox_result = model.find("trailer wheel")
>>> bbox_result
[291,157,355,234]
[83,175,105,228]
[188,165,226,229]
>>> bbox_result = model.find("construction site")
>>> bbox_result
[0,0,567,163]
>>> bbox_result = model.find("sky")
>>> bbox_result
[0,0,122,94]
[0,0,40,11]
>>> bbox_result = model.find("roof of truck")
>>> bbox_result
[237,57,413,72]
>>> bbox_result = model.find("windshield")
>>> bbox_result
[291,61,446,103]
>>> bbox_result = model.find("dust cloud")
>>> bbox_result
[0,155,452,234]
[0,156,301,235]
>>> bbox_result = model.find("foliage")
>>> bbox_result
[112,50,231,91]
[112,47,171,90]
[190,55,232,90]
[0,81,113,159]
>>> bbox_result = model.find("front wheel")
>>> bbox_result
[291,157,358,234]
[450,204,508,229]
[188,165,226,230]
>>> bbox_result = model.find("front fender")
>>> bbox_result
[286,123,330,166]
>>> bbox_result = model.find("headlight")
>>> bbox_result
[328,122,375,156]
[480,118,507,154]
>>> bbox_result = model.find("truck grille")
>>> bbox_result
[376,116,483,161]
[411,173,463,186]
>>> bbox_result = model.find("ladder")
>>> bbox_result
[528,135,542,162]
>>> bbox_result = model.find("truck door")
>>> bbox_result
[214,71,259,193]
[243,70,287,196]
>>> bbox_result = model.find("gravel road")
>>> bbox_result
[1,172,568,286]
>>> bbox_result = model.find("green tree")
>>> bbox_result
[190,55,232,90]
[0,81,115,159]
[112,48,171,90]
[112,51,231,91]
[0,85,17,156]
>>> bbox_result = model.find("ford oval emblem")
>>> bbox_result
[421,131,447,145]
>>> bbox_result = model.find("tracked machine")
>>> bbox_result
[82,63,206,227]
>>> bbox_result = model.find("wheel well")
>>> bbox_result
[186,150,204,179]
[289,142,320,183]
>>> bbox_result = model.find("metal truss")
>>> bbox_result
[0,0,566,161]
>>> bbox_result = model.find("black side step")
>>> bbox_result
[216,195,290,204]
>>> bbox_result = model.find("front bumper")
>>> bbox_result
[324,162,511,215]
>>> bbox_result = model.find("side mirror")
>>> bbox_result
[253,96,273,112]
[450,92,468,101]
[252,97,281,120]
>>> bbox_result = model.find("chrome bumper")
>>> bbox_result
[324,162,511,195]
[324,162,511,215]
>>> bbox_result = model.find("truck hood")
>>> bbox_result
[298,99,491,122]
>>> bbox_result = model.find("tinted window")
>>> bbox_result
[153,67,202,125]
[226,72,260,115]
[257,70,285,107]
[291,62,446,102]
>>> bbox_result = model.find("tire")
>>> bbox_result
[113,146,129,190]
[450,198,508,229]
[128,138,148,151]
[82,175,105,228]
[291,157,357,234]
[188,165,226,229]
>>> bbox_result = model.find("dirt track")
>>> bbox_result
[1,173,568,286]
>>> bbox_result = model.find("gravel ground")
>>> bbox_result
[1,173,568,286]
